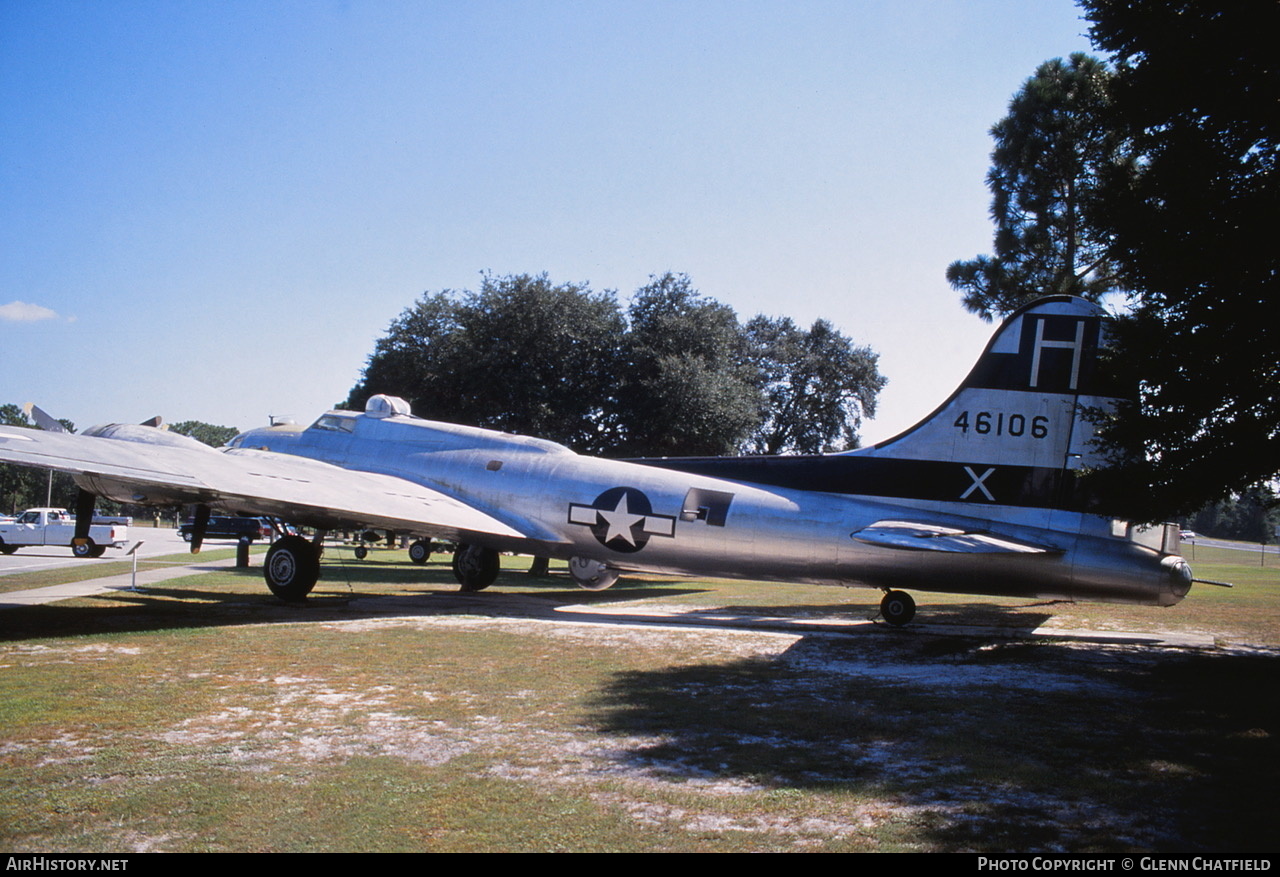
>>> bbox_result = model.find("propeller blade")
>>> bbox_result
[73,488,95,545]
[189,504,210,554]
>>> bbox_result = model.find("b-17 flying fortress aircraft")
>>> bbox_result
[0,296,1197,625]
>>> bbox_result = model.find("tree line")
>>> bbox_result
[1187,486,1280,546]
[3,270,887,511]
[345,272,886,459]
[947,0,1277,521]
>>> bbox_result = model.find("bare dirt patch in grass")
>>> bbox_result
[159,672,478,768]
[2,642,142,663]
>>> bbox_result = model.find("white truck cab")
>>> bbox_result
[0,507,130,557]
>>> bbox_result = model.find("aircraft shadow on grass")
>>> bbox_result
[0,551,1058,644]
[583,633,1280,852]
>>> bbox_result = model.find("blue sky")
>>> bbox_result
[1,0,1095,444]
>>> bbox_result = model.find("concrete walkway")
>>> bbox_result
[0,556,248,609]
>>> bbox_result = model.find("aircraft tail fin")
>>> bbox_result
[634,296,1123,513]
[849,295,1120,510]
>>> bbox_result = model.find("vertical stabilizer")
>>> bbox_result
[848,295,1118,509]
[633,296,1122,514]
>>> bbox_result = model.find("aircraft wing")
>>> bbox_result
[0,425,532,543]
[850,520,1062,554]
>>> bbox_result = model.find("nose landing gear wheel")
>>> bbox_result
[880,590,916,626]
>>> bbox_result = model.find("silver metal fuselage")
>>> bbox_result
[234,411,1191,608]
[0,297,1195,610]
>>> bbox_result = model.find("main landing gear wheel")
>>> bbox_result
[880,590,916,627]
[264,535,321,601]
[72,539,98,559]
[568,556,621,591]
[408,539,433,565]
[452,544,499,592]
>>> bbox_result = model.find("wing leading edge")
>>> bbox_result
[0,425,534,545]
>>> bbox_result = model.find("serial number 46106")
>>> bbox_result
[953,411,1049,439]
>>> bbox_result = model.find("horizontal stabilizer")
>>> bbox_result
[850,520,1060,554]
[22,403,68,434]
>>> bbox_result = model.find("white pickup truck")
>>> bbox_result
[0,508,130,557]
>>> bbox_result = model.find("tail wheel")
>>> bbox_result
[408,539,433,565]
[452,544,499,592]
[264,535,320,601]
[880,590,916,626]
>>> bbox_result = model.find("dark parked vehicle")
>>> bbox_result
[178,516,273,543]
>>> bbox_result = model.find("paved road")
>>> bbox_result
[0,528,257,577]
[0,553,249,608]
[1183,536,1278,557]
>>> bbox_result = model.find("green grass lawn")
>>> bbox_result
[0,548,259,594]
[0,544,1275,852]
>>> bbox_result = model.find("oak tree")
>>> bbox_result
[612,273,762,457]
[348,273,628,454]
[743,316,886,454]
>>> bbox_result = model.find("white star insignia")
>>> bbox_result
[597,493,644,545]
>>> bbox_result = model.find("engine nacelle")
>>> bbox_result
[83,423,219,452]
